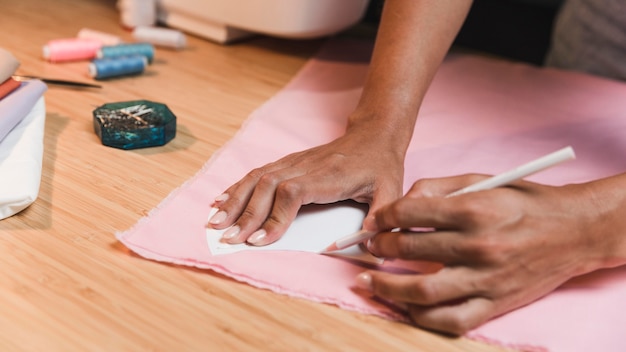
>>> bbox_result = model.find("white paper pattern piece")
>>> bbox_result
[206,201,383,264]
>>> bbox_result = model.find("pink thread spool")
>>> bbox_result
[43,38,103,63]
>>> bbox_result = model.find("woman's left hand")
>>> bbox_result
[357,174,626,335]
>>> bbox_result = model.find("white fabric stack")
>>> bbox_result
[0,48,47,219]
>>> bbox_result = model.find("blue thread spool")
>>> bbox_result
[89,55,147,80]
[98,43,155,63]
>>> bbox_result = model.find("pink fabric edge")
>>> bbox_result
[116,238,404,321]
[467,333,548,352]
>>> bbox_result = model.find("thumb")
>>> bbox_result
[362,184,401,232]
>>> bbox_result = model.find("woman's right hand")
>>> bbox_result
[207,124,406,247]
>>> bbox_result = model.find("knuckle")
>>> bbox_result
[395,234,421,259]
[371,279,391,297]
[222,193,247,211]
[237,207,261,228]
[409,279,439,304]
[387,199,414,223]
[461,237,506,264]
[451,197,483,222]
[246,167,266,181]
[274,180,302,199]
[256,172,281,189]
[444,315,474,336]
[408,178,435,197]
[462,173,489,186]
[447,196,494,228]
[263,213,287,234]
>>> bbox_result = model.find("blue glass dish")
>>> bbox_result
[93,100,176,150]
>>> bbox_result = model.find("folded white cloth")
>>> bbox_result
[0,80,47,219]
[0,80,47,143]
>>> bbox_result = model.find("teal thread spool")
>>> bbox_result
[92,100,176,150]
[98,42,155,63]
[89,55,147,80]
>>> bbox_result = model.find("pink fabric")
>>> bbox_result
[117,39,626,352]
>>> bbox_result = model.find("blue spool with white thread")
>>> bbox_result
[89,55,147,80]
[132,26,186,50]
[98,43,155,63]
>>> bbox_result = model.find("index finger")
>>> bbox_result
[245,175,309,245]
[250,171,368,245]
[374,195,476,231]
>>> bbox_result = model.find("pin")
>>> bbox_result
[118,104,153,124]
[94,103,155,128]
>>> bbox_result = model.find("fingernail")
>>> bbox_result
[209,210,227,225]
[247,229,267,245]
[355,272,373,292]
[221,226,240,240]
[214,193,229,202]
[366,238,376,252]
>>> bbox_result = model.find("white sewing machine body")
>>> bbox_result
[156,0,370,43]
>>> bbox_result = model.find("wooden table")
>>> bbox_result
[0,1,508,350]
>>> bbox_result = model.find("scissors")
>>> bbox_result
[13,75,102,89]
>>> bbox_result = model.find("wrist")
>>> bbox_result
[577,174,626,271]
[345,109,416,156]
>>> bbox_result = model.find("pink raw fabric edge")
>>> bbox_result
[117,39,626,352]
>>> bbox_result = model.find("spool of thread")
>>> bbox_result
[89,55,147,80]
[132,26,186,50]
[98,43,155,63]
[117,0,156,28]
[43,38,102,63]
[77,28,123,46]
[0,48,20,82]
